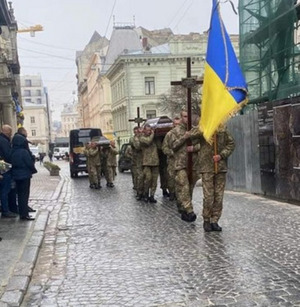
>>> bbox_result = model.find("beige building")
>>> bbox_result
[60,103,79,137]
[76,32,109,129]
[21,75,51,152]
[22,104,49,152]
[0,2,20,130]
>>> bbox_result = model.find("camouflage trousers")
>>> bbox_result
[134,164,144,195]
[88,164,101,185]
[202,172,226,223]
[175,169,199,214]
[143,166,159,197]
[167,159,176,194]
[159,164,168,190]
[107,166,116,184]
[132,163,143,190]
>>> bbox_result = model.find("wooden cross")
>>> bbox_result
[170,57,203,183]
[128,107,146,128]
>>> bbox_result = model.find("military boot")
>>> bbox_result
[169,193,175,201]
[203,221,212,232]
[181,211,197,222]
[211,222,222,232]
[149,196,157,203]
[143,194,149,202]
[136,194,143,201]
[162,189,169,197]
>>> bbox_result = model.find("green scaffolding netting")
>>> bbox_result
[239,0,300,103]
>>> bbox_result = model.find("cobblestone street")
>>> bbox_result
[21,161,300,307]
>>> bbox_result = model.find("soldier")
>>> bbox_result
[128,127,140,191]
[84,141,101,189]
[130,127,144,200]
[162,116,181,202]
[140,124,159,203]
[197,124,235,232]
[170,110,197,222]
[106,140,118,187]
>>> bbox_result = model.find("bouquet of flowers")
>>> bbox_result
[0,160,12,174]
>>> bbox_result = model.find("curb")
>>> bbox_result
[0,211,49,307]
[0,177,65,306]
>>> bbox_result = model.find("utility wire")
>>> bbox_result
[167,0,191,28]
[18,47,75,61]
[18,36,78,51]
[104,0,117,38]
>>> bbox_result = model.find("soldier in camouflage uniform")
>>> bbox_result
[140,124,159,203]
[129,127,141,193]
[162,116,181,202]
[106,140,118,187]
[84,142,101,189]
[131,127,144,200]
[195,125,235,232]
[170,111,197,222]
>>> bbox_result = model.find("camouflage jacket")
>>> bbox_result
[129,135,143,166]
[193,128,235,173]
[84,147,101,166]
[107,146,118,167]
[170,124,201,171]
[139,131,159,166]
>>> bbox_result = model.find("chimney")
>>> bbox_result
[142,37,148,49]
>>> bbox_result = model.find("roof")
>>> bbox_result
[103,27,142,72]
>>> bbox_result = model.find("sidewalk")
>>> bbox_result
[0,163,64,306]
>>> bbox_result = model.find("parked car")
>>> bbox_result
[29,146,39,161]
[53,147,68,160]
[118,143,132,173]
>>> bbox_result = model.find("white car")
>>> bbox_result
[29,146,39,161]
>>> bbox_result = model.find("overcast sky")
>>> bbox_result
[11,0,239,120]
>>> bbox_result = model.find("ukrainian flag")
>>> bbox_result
[200,0,248,143]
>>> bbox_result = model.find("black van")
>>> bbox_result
[69,128,102,178]
[118,143,132,172]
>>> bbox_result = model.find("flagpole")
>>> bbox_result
[214,133,218,174]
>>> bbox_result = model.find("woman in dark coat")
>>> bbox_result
[11,134,36,220]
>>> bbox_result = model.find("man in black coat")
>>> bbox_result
[0,125,17,218]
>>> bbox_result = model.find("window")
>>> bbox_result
[37,98,42,104]
[146,110,156,119]
[30,116,35,124]
[36,90,42,96]
[25,99,31,103]
[25,79,32,87]
[24,90,31,97]
[31,130,36,136]
[145,77,155,95]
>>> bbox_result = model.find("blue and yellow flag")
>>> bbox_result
[200,0,248,143]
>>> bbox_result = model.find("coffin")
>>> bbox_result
[143,116,173,136]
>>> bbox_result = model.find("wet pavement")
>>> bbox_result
[16,161,300,307]
[0,162,63,306]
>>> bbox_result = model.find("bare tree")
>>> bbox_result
[159,85,202,118]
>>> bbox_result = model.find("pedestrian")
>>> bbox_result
[0,124,17,218]
[84,141,101,189]
[170,110,197,222]
[197,124,235,232]
[139,124,159,203]
[39,152,45,165]
[48,150,53,162]
[106,140,118,187]
[11,133,37,220]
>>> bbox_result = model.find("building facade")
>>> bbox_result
[0,1,20,131]
[60,103,79,137]
[20,75,50,152]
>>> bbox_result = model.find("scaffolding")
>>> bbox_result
[239,0,300,103]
